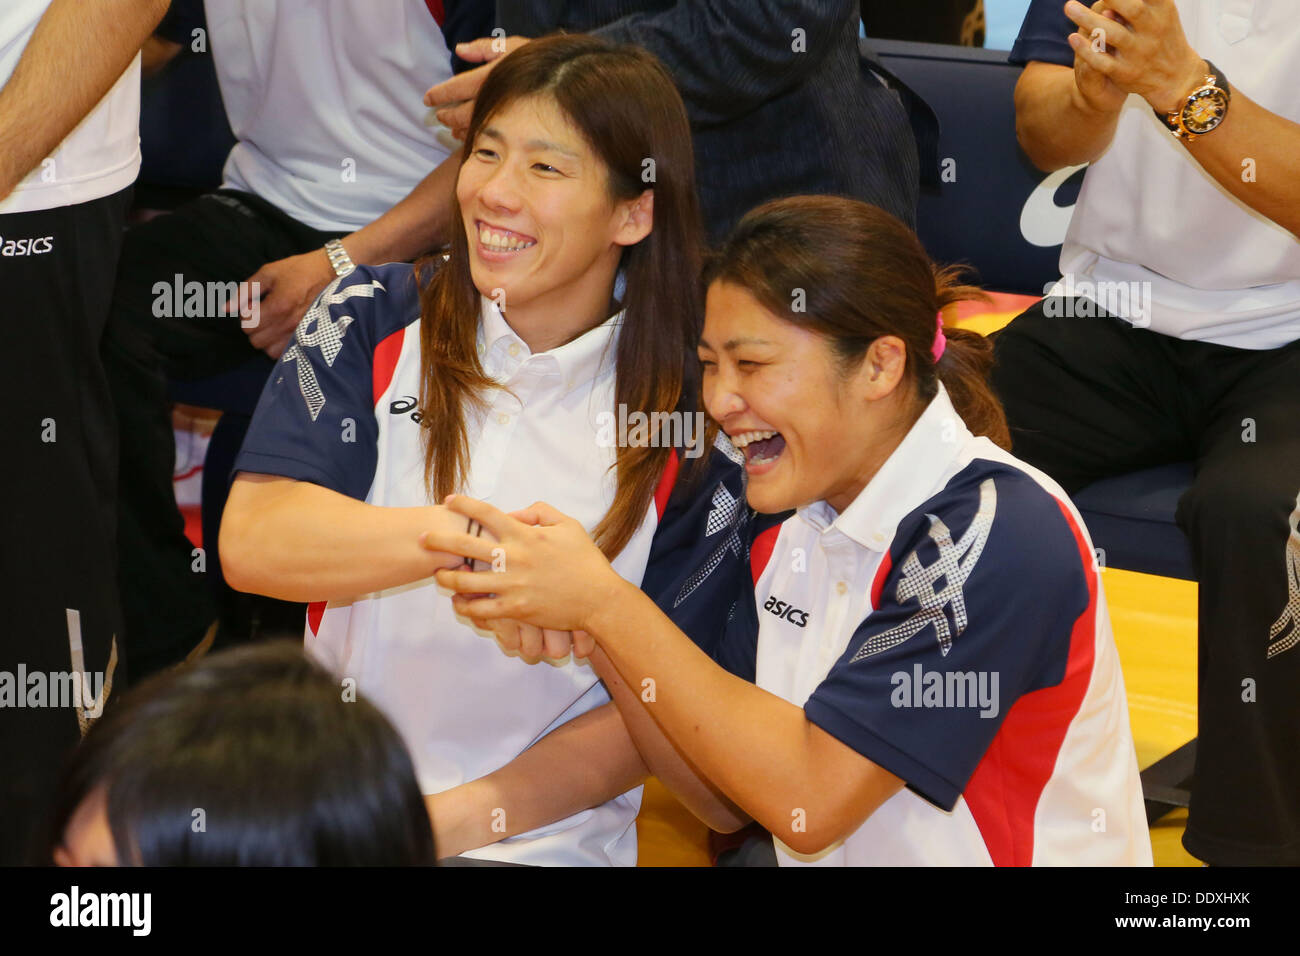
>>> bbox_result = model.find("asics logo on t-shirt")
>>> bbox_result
[764,595,809,628]
[0,235,54,256]
[389,395,424,425]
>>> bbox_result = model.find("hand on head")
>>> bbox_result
[424,36,532,140]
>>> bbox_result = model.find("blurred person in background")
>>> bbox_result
[427,1,921,242]
[102,0,492,685]
[0,0,171,867]
[996,0,1300,865]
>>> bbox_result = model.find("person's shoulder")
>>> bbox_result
[894,450,1093,595]
[1008,0,1076,68]
[302,263,423,344]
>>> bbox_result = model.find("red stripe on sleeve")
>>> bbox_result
[424,0,445,26]
[870,550,893,609]
[750,524,780,585]
[653,449,681,521]
[372,328,405,407]
[962,498,1099,866]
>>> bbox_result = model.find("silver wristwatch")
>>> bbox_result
[324,238,356,278]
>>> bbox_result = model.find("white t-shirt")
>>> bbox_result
[236,264,704,865]
[1058,0,1300,349]
[717,385,1152,866]
[204,0,455,232]
[0,0,141,215]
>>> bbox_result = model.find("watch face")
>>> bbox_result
[1182,88,1229,134]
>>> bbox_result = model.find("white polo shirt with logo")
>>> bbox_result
[204,0,455,232]
[0,0,141,215]
[235,263,704,865]
[1055,0,1300,348]
[715,385,1153,865]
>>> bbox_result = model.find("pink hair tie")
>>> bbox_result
[931,312,947,362]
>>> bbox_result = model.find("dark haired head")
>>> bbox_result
[49,642,436,866]
[417,33,709,560]
[704,196,1010,449]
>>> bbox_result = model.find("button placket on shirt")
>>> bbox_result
[470,336,529,496]
[815,530,860,676]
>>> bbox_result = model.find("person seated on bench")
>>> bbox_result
[993,0,1300,865]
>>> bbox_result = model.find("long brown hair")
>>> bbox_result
[702,196,1011,449]
[416,35,705,559]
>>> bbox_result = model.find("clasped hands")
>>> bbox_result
[1063,0,1209,116]
[421,495,624,663]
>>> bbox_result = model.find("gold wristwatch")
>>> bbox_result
[1153,60,1231,142]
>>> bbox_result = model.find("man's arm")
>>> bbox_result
[1065,0,1300,236]
[241,154,460,358]
[1015,59,1126,171]
[0,0,171,200]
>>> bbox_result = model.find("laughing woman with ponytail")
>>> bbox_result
[426,196,1155,866]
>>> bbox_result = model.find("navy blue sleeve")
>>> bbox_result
[1008,0,1075,67]
[803,464,1091,812]
[640,439,790,669]
[441,0,497,74]
[640,442,752,658]
[234,264,421,500]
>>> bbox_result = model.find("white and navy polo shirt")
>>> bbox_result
[714,384,1153,866]
[235,263,752,865]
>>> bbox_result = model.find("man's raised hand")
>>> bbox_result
[424,36,532,140]
[1064,0,1207,114]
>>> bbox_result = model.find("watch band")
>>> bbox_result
[1153,59,1231,141]
[324,238,357,278]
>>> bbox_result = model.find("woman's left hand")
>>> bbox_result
[421,496,625,634]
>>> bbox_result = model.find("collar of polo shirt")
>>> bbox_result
[797,383,970,552]
[475,295,622,395]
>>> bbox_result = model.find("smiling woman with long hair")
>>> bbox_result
[218,35,728,865]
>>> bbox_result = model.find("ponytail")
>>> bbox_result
[932,265,1011,450]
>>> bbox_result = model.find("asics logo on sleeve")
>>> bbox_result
[282,277,385,420]
[851,478,997,662]
[764,595,809,628]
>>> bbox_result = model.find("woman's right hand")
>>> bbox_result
[485,619,579,662]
